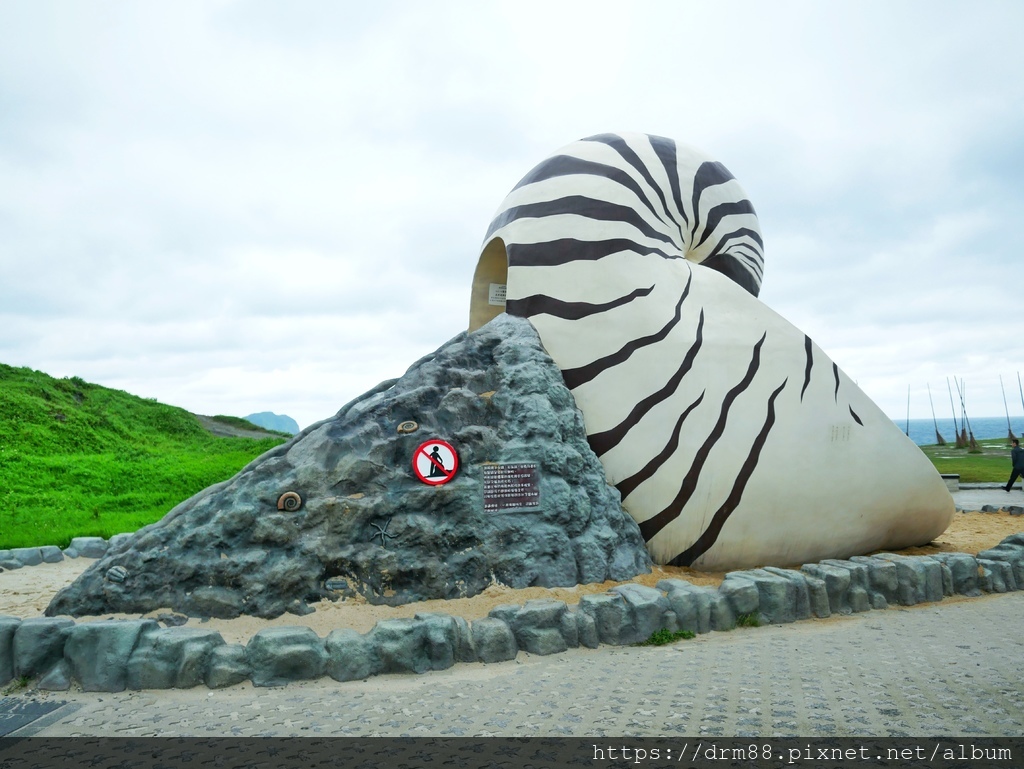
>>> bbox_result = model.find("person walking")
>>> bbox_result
[1005,438,1024,491]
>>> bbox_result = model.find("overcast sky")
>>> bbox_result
[2,1,1022,430]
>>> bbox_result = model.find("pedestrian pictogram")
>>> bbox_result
[412,439,459,485]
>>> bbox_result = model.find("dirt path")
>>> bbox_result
[193,414,285,440]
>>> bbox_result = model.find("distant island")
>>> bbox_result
[245,411,300,435]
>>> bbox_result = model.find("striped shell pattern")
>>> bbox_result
[472,132,953,571]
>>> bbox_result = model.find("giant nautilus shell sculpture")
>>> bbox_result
[470,132,953,571]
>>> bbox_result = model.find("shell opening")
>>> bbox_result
[468,236,508,332]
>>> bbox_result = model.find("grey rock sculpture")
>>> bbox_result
[47,315,651,620]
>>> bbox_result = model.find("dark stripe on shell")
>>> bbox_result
[689,161,737,241]
[637,332,768,542]
[694,199,758,250]
[506,285,654,321]
[561,270,693,390]
[582,133,683,234]
[669,377,788,566]
[647,134,689,230]
[485,195,678,246]
[506,238,678,268]
[509,154,674,231]
[615,389,706,501]
[698,254,762,296]
[801,336,813,402]
[705,226,765,258]
[587,309,706,457]
[850,406,864,425]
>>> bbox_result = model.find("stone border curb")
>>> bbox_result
[974,505,1024,515]
[2,532,1022,692]
[0,535,133,572]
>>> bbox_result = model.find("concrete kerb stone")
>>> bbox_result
[64,619,158,692]
[978,558,1017,593]
[11,548,43,567]
[126,627,226,690]
[3,536,1024,692]
[0,616,19,685]
[13,617,75,680]
[66,537,109,559]
[980,504,1024,515]
[0,534,121,571]
[324,628,376,682]
[927,552,983,596]
[577,592,633,645]
[608,584,671,642]
[501,599,578,656]
[39,546,64,564]
[724,569,798,625]
[246,626,327,687]
[977,541,1024,586]
[819,559,875,610]
[656,580,712,634]
[848,555,900,606]
[205,643,250,689]
[719,573,760,621]
[470,617,518,663]
[871,553,945,605]
[367,614,467,676]
[762,566,824,618]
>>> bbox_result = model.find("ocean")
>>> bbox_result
[892,416,1023,447]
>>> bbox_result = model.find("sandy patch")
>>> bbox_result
[1,511,1020,645]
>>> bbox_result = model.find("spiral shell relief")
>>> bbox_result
[277,491,303,512]
[472,132,953,571]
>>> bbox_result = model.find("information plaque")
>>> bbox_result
[488,282,507,306]
[483,462,540,511]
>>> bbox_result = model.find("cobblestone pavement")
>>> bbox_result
[7,592,1023,738]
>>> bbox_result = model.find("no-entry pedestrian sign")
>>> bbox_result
[412,439,459,485]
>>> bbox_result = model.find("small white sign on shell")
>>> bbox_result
[488,283,507,306]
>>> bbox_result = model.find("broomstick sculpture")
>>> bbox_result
[1000,374,1017,442]
[947,377,965,449]
[1018,371,1024,439]
[955,377,979,450]
[905,384,911,437]
[928,383,946,445]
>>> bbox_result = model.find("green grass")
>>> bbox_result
[919,437,1016,483]
[1,675,30,695]
[0,363,286,549]
[634,628,696,646]
[735,612,761,628]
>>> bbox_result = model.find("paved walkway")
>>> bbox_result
[5,592,1023,738]
[953,485,1024,512]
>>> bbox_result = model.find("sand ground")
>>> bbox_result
[1,511,1020,645]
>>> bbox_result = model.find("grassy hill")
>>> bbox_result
[0,363,288,549]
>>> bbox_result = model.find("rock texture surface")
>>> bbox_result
[47,315,651,620]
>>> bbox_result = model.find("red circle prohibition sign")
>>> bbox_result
[412,439,459,486]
